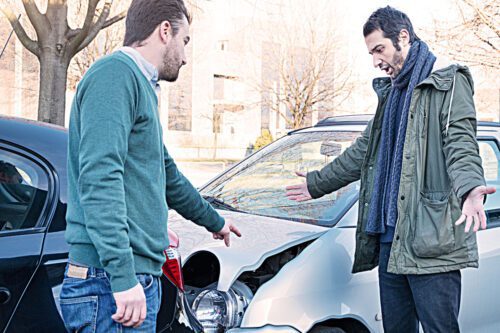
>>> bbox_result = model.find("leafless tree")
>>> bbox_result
[68,0,128,90]
[256,3,354,129]
[268,40,352,129]
[432,0,499,70]
[0,0,126,125]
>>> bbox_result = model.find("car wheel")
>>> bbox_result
[310,326,347,333]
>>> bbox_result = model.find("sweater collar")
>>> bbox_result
[118,47,159,90]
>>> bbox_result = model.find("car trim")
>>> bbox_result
[0,227,46,238]
[43,258,68,266]
[0,140,59,231]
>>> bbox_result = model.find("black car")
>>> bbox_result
[0,116,202,333]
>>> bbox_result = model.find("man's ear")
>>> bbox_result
[159,20,172,43]
[399,29,410,47]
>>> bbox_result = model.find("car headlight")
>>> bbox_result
[192,285,250,333]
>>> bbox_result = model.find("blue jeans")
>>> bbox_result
[378,243,461,333]
[59,263,161,333]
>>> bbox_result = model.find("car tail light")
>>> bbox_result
[163,228,184,290]
[163,246,184,291]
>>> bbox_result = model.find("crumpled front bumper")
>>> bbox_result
[227,325,300,333]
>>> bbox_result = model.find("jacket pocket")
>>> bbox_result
[412,191,455,258]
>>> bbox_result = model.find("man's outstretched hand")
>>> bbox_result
[212,221,242,247]
[285,171,313,202]
[455,185,496,232]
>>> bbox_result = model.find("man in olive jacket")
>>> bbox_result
[286,6,495,333]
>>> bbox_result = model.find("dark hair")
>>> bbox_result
[363,6,419,51]
[124,0,192,46]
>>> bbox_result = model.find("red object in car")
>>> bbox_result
[163,228,184,291]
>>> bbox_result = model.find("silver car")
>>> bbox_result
[169,115,500,333]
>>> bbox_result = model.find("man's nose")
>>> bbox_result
[373,55,382,68]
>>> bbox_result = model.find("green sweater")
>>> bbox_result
[66,52,224,292]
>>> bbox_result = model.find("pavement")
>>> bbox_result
[176,161,231,187]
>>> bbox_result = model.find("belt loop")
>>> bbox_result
[87,266,95,277]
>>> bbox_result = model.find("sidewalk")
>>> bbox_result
[176,161,233,187]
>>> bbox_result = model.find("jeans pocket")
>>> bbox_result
[60,295,98,333]
[412,191,455,258]
[137,274,155,291]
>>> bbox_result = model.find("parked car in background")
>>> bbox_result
[168,115,500,333]
[0,116,202,333]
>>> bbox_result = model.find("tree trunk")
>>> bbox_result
[212,132,218,159]
[38,52,70,126]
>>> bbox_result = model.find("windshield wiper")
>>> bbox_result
[202,195,241,212]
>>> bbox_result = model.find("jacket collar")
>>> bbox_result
[418,63,473,92]
[372,77,392,99]
[372,59,473,94]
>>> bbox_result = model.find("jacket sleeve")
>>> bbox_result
[77,64,138,293]
[306,119,372,198]
[441,71,486,201]
[164,146,225,232]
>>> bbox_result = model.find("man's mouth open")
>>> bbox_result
[380,65,393,76]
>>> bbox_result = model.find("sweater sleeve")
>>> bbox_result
[77,63,139,292]
[164,146,225,232]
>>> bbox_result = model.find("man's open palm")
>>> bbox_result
[455,185,496,232]
[285,171,313,202]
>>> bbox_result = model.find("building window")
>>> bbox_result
[214,75,224,100]
[212,104,244,134]
[213,74,238,101]
[217,40,228,51]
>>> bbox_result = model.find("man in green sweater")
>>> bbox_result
[59,0,241,331]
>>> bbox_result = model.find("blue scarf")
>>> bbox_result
[365,41,436,235]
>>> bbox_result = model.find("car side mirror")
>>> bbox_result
[320,141,342,157]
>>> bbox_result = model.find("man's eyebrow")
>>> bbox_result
[369,44,383,55]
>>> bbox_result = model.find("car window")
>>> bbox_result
[479,140,500,227]
[0,149,48,232]
[202,131,361,226]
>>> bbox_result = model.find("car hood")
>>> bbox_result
[167,210,329,291]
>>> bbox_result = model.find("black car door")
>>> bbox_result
[0,142,55,332]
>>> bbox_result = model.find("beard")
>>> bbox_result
[389,50,405,79]
[158,48,182,82]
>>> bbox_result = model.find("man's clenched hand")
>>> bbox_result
[112,283,146,328]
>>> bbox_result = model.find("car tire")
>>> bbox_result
[310,326,346,333]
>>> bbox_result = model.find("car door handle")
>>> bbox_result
[0,287,11,305]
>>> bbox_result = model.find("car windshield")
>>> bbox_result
[201,131,361,227]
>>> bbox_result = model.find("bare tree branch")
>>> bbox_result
[67,9,125,40]
[101,10,125,28]
[0,5,39,56]
[431,0,499,70]
[75,0,117,53]
[68,0,100,52]
[21,0,49,39]
[462,0,500,37]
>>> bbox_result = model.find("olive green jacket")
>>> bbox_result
[307,64,486,274]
